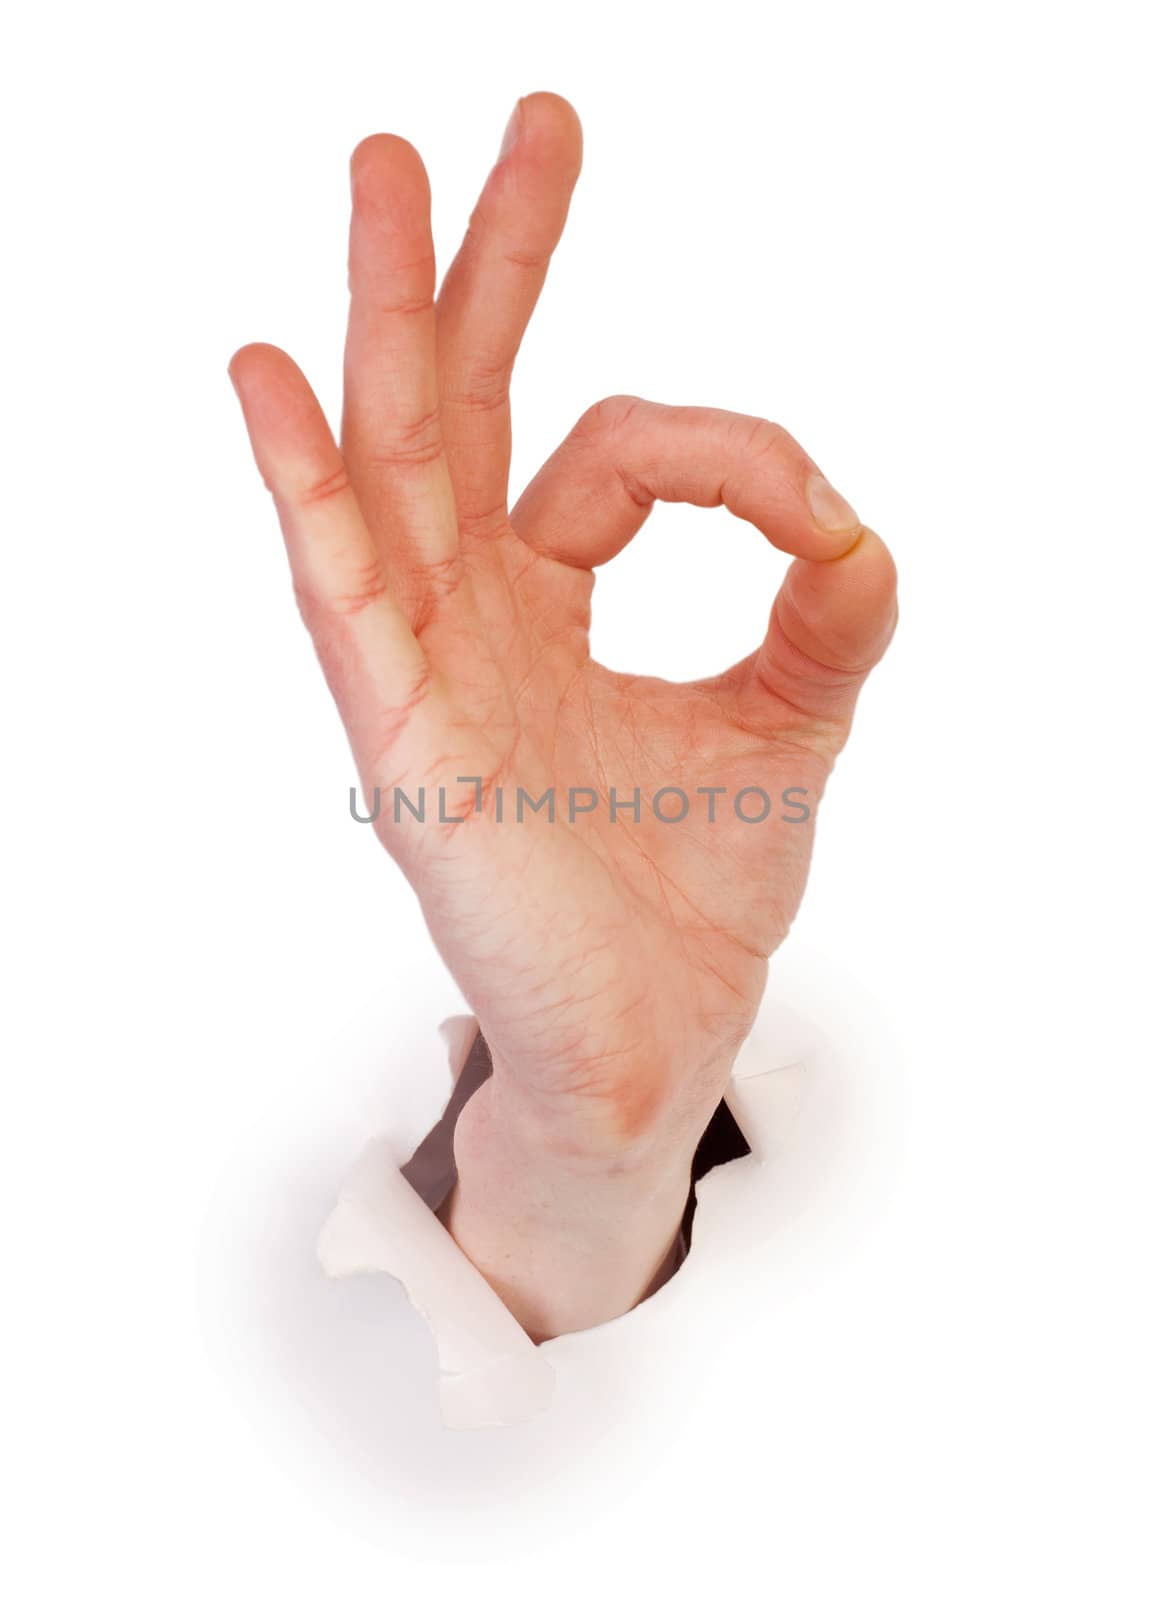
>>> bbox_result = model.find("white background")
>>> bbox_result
[4,0,1148,1593]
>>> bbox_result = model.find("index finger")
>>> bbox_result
[511,396,864,568]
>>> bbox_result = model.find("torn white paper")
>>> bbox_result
[318,1003,815,1430]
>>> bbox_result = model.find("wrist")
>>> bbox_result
[441,1069,699,1342]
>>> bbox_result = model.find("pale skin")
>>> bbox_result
[228,93,898,1343]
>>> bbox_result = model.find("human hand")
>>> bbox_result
[228,94,897,1336]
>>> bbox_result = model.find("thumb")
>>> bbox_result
[752,527,899,734]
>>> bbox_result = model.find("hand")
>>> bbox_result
[228,94,897,1337]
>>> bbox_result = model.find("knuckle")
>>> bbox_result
[735,413,786,460]
[293,558,391,626]
[377,286,436,318]
[329,564,392,618]
[570,393,646,447]
[456,501,509,542]
[419,553,466,607]
[365,408,444,470]
[500,244,550,272]
[409,554,468,638]
[441,356,512,416]
[297,464,351,508]
[359,668,434,770]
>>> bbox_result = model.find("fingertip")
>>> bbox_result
[502,91,583,179]
[227,340,285,383]
[805,473,866,557]
[349,132,430,210]
[349,130,420,170]
[781,527,899,673]
[522,89,580,120]
[226,344,309,416]
[522,90,583,143]
[838,525,898,598]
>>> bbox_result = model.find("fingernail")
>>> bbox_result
[806,474,860,535]
[499,100,522,160]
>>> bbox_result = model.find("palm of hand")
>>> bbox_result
[397,514,831,1146]
[230,96,896,1153]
